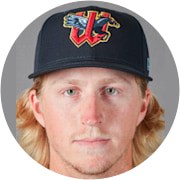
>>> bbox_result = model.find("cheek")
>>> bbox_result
[41,97,77,147]
[107,98,141,142]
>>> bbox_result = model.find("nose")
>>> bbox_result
[81,94,103,126]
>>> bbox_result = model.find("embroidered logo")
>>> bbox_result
[63,10,120,47]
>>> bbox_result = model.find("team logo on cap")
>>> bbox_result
[63,10,120,47]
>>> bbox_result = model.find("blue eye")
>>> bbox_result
[65,89,77,96]
[105,88,118,95]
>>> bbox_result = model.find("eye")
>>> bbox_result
[105,88,118,95]
[64,89,77,96]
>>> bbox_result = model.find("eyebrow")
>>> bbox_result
[63,79,86,85]
[51,77,131,87]
[51,79,86,86]
[98,77,131,86]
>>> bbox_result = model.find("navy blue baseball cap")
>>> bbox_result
[28,6,153,81]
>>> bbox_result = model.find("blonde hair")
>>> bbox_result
[16,75,165,168]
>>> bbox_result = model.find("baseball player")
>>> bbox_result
[16,6,165,179]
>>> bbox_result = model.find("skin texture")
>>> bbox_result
[29,67,150,179]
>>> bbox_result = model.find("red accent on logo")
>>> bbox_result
[71,12,108,46]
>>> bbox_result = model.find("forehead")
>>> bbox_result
[45,67,136,86]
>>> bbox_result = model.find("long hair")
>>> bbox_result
[16,75,165,168]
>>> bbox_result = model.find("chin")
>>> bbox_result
[70,155,113,176]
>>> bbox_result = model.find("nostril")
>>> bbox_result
[81,117,102,126]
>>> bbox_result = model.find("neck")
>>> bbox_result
[49,144,133,179]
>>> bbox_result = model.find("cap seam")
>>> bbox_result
[36,56,142,71]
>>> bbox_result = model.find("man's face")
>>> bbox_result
[32,67,149,177]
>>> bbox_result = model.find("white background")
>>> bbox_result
[0,0,179,179]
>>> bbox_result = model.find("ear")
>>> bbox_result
[136,89,151,127]
[29,89,45,128]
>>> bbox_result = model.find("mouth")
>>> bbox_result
[72,137,111,148]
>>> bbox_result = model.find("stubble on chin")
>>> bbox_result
[61,149,124,177]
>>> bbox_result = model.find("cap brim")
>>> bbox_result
[28,59,153,81]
